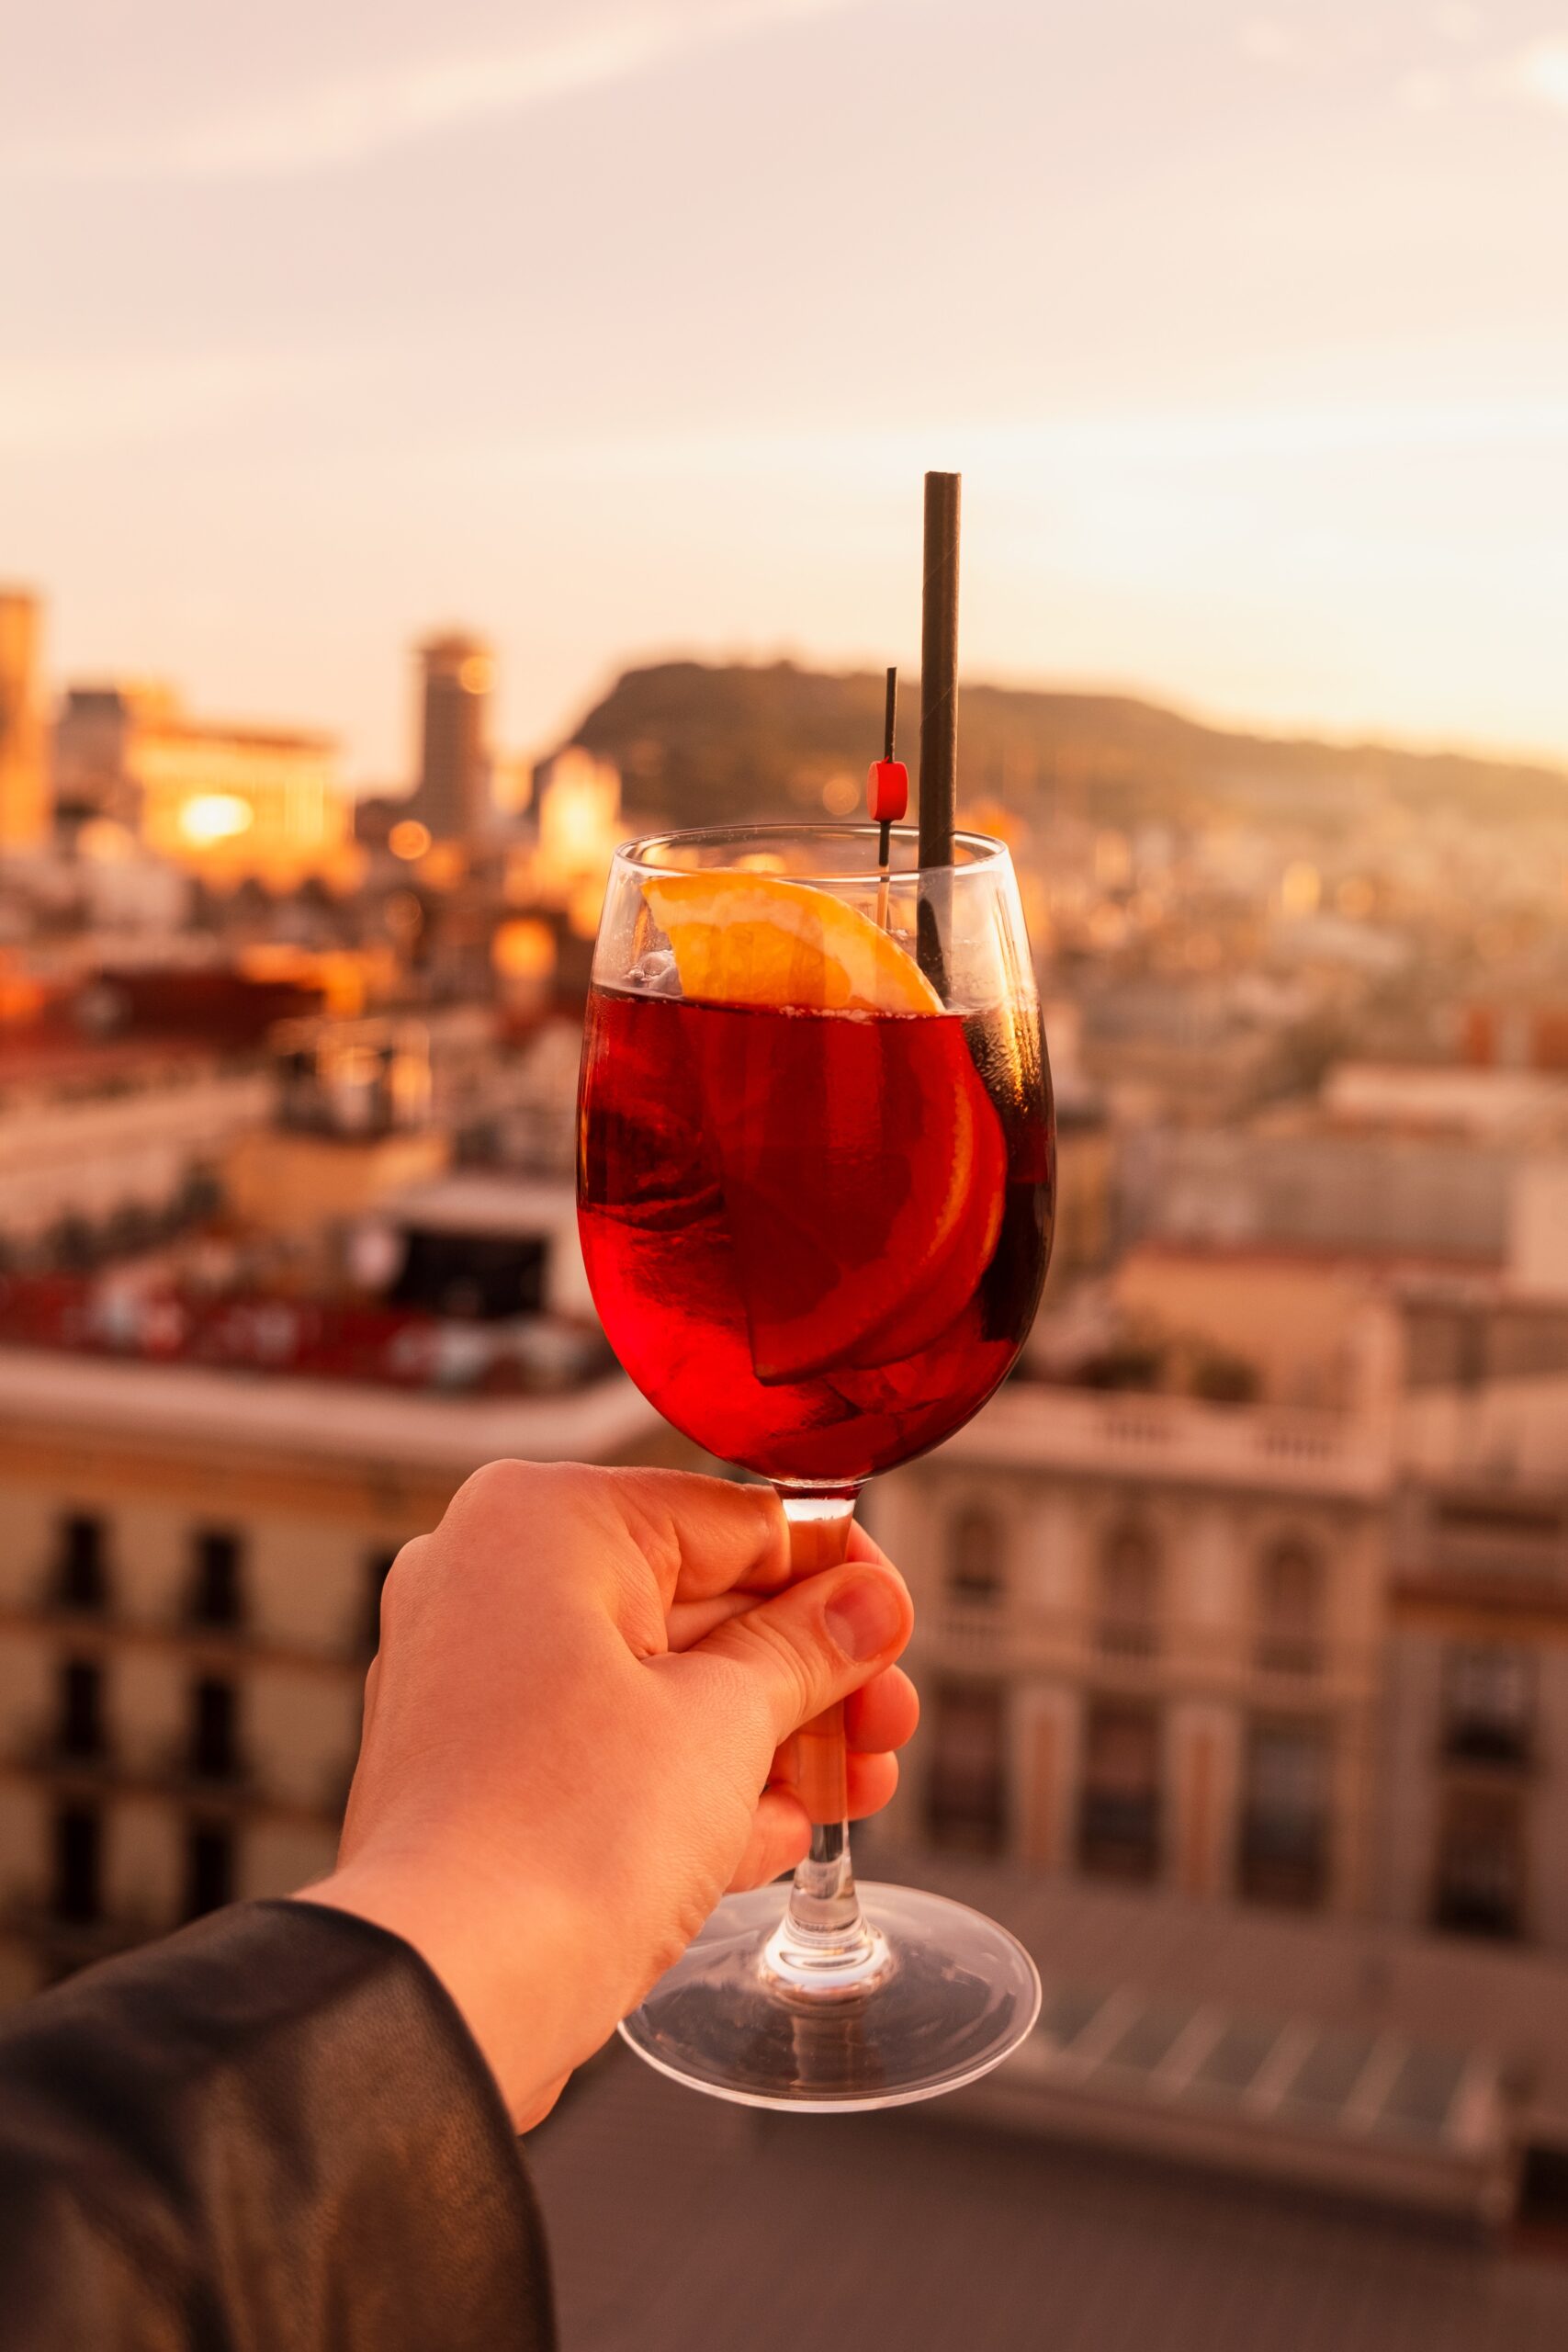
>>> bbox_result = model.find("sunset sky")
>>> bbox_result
[6,0,1568,783]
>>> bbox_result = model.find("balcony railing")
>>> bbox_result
[12,1727,118,1781]
[919,1607,1368,1698]
[0,1888,161,1970]
[156,1738,254,1799]
[3,1726,354,1828]
[3,1582,370,1677]
[939,1384,1391,1500]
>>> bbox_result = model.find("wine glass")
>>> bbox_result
[577,821,1054,2109]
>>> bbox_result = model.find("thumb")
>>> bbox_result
[666,1561,913,1750]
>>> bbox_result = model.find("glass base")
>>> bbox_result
[617,1880,1042,2112]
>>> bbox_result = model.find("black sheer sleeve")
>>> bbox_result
[0,1899,555,2351]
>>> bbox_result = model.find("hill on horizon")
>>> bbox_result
[568,659,1568,837]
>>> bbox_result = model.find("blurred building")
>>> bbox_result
[0,1347,686,2000]
[536,749,621,891]
[0,1063,266,1260]
[222,1018,448,1236]
[502,746,625,947]
[875,1219,1568,1968]
[0,591,48,850]
[53,683,351,890]
[410,633,493,841]
[1378,1269,1568,1951]
[872,1363,1393,1917]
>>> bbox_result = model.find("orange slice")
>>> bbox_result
[641,873,941,1014]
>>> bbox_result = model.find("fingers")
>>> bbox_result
[442,1462,789,1608]
[666,1589,761,1651]
[726,1756,903,1893]
[770,1665,919,1781]
[666,1555,913,1752]
[726,1788,811,1890]
[770,1747,898,1821]
[842,1665,919,1756]
[571,1464,791,1610]
[841,1749,899,1821]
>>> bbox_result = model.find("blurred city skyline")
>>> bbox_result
[6,0,1568,779]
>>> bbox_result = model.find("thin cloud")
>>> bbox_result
[6,0,871,182]
[433,399,1568,491]
[1236,17,1311,68]
[0,349,333,453]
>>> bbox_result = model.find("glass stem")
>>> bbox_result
[768,1488,885,1982]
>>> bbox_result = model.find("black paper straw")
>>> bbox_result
[918,469,960,989]
[878,663,897,872]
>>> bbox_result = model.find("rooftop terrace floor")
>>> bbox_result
[531,2039,1568,2352]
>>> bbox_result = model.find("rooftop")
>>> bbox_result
[530,2039,1568,2352]
[0,1340,662,1476]
[900,1858,1568,2154]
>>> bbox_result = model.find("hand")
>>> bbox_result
[299,1463,916,2128]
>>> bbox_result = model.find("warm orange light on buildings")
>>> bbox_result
[418,841,468,891]
[389,819,433,861]
[128,700,354,890]
[491,918,557,980]
[177,793,254,845]
[568,876,607,939]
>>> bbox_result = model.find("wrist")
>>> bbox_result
[296,1858,595,2128]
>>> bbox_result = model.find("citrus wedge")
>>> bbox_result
[640,869,1007,1384]
[641,873,942,1014]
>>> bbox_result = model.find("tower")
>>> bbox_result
[411,632,493,841]
[0,590,48,849]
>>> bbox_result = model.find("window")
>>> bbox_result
[184,1824,234,1920]
[1238,1724,1329,1906]
[55,1514,108,1612]
[1444,1648,1533,1765]
[188,1678,241,1781]
[1096,1525,1160,1658]
[923,1680,1007,1854]
[1434,1786,1525,1939]
[392,1229,547,1320]
[1256,1541,1324,1677]
[187,1531,245,1629]
[947,1510,1003,1604]
[51,1804,102,1924]
[1078,1702,1161,1880]
[56,1659,106,1759]
[363,1550,398,1654]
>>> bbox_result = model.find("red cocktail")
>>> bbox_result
[579,989,1051,1484]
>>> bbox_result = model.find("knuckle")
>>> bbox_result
[376,1535,426,1632]
[455,1457,538,1519]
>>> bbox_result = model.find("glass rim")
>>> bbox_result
[611,821,1011,885]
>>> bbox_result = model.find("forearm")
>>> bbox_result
[0,1902,555,2352]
